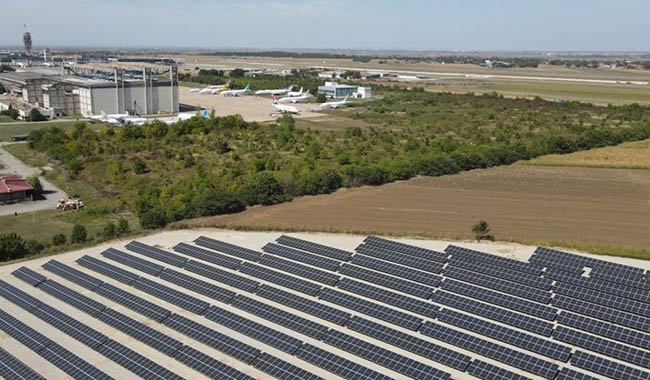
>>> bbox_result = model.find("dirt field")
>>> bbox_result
[521,139,650,169]
[179,86,327,122]
[189,165,650,250]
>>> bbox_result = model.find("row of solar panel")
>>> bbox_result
[152,241,587,379]
[131,238,650,379]
[66,256,450,380]
[31,262,328,380]
[545,269,650,305]
[109,242,565,380]
[534,246,647,277]
[0,344,45,380]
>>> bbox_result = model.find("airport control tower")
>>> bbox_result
[23,24,32,55]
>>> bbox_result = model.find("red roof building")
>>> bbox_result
[0,175,33,203]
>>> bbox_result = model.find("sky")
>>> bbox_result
[1,0,649,51]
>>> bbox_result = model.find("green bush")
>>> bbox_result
[102,222,117,238]
[70,224,87,243]
[52,233,67,246]
[133,158,147,174]
[0,233,28,261]
[116,218,129,235]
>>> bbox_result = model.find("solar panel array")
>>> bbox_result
[3,234,650,380]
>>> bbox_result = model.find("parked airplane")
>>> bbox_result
[222,84,251,97]
[85,112,146,125]
[277,90,311,103]
[177,108,210,121]
[286,86,304,97]
[272,99,299,115]
[196,81,231,94]
[255,85,295,96]
[319,96,349,109]
[189,88,200,93]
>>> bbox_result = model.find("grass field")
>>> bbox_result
[422,79,650,105]
[521,139,650,169]
[0,120,83,142]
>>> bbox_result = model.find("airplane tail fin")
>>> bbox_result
[201,108,210,118]
[299,87,303,93]
[244,84,250,90]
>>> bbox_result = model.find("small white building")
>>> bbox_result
[354,87,372,99]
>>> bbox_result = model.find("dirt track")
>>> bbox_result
[193,165,650,249]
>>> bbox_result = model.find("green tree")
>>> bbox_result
[0,233,28,261]
[472,220,493,241]
[140,208,167,229]
[230,68,246,77]
[133,158,147,174]
[116,218,129,235]
[0,83,5,94]
[0,105,19,120]
[102,222,117,238]
[67,158,83,176]
[52,233,67,246]
[25,240,44,254]
[26,175,43,196]
[70,224,87,243]
[243,172,287,206]
[316,93,327,103]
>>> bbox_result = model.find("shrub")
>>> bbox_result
[26,175,43,195]
[133,158,147,174]
[70,224,88,243]
[29,108,48,122]
[472,220,494,241]
[25,240,45,254]
[140,208,167,229]
[116,218,129,235]
[52,233,67,246]
[102,222,117,238]
[0,233,28,261]
[243,172,287,206]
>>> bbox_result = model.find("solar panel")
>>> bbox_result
[252,352,326,380]
[204,305,303,355]
[0,345,45,380]
[339,264,433,299]
[230,295,329,340]
[530,256,587,274]
[295,343,396,380]
[553,326,650,369]
[554,282,650,318]
[96,282,172,322]
[259,254,340,286]
[419,321,559,379]
[350,254,441,286]
[552,273,650,305]
[447,256,552,290]
[0,309,113,380]
[239,262,322,296]
[39,343,115,380]
[558,311,650,351]
[0,281,109,351]
[443,266,551,304]
[184,259,259,292]
[39,279,107,316]
[195,236,263,262]
[345,316,471,371]
[96,308,183,356]
[555,367,602,380]
[263,242,342,271]
[570,350,650,380]
[542,266,584,276]
[11,267,46,287]
[431,290,554,336]
[535,247,645,277]
[337,277,440,319]
[319,287,423,331]
[174,242,242,269]
[0,279,46,312]
[355,244,444,273]
[171,345,256,380]
[276,235,352,261]
[441,279,558,320]
[588,270,650,290]
[255,284,351,326]
[102,247,164,276]
[126,240,188,268]
[466,360,534,380]
[553,295,650,333]
[160,268,236,304]
[363,236,448,263]
[42,259,104,290]
[76,255,140,285]
[437,308,571,362]
[162,313,261,364]
[446,245,543,275]
[95,338,185,380]
[134,277,210,315]
[322,329,452,380]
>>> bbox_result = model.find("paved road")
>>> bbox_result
[0,142,67,216]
